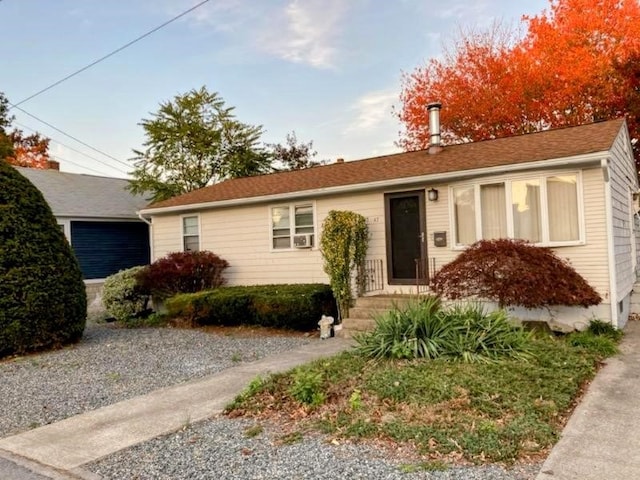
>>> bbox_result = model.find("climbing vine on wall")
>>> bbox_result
[320,210,369,320]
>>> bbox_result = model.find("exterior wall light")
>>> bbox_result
[428,188,439,202]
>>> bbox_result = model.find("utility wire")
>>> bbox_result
[10,104,131,169]
[50,154,114,176]
[13,121,129,175]
[11,0,211,108]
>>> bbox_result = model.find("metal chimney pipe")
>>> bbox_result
[427,102,442,154]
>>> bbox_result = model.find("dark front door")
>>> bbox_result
[385,191,426,284]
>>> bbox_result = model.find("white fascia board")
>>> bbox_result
[54,214,141,221]
[139,151,608,216]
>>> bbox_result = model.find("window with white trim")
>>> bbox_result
[452,173,582,247]
[271,204,314,249]
[182,216,200,252]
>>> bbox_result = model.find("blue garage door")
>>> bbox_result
[70,221,150,280]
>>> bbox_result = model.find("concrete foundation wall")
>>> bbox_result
[85,281,105,316]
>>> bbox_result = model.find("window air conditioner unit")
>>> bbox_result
[293,234,313,248]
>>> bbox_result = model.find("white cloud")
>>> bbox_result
[344,89,398,135]
[436,1,490,20]
[162,0,261,33]
[259,0,348,69]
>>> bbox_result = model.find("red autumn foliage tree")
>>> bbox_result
[430,239,602,309]
[399,0,640,165]
[6,130,52,169]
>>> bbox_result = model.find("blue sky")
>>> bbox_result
[1,0,549,178]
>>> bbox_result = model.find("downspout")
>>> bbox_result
[137,212,154,263]
[602,157,618,327]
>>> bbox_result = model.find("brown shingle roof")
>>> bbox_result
[145,119,624,211]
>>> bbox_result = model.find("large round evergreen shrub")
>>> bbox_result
[0,160,87,357]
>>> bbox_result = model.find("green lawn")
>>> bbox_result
[226,330,618,465]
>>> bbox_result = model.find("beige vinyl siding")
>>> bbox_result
[202,203,326,285]
[315,191,387,263]
[424,183,451,276]
[150,192,386,286]
[608,126,639,307]
[151,215,183,257]
[557,167,609,298]
[149,191,389,287]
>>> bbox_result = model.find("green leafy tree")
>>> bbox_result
[128,86,272,202]
[0,92,14,160]
[320,210,369,320]
[268,131,321,171]
[0,159,87,357]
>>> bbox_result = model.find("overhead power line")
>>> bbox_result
[10,104,131,169]
[50,154,113,176]
[13,121,129,175]
[11,0,211,108]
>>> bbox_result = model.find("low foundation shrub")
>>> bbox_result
[137,251,229,300]
[431,239,601,309]
[102,266,151,322]
[166,284,337,330]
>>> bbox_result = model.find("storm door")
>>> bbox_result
[385,190,427,284]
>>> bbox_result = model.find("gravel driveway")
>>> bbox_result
[1,323,542,479]
[0,323,310,437]
[89,418,542,480]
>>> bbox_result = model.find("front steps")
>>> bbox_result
[339,295,416,338]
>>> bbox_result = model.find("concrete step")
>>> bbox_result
[336,318,375,338]
[348,306,389,321]
[354,295,417,309]
[339,295,422,337]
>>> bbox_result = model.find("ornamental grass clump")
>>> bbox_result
[566,318,623,357]
[355,296,533,362]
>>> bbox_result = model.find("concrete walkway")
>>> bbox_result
[0,337,353,480]
[537,319,640,480]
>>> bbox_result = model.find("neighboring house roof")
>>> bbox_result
[143,118,626,213]
[17,167,150,219]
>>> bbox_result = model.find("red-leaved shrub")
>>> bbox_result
[138,251,229,299]
[431,239,601,309]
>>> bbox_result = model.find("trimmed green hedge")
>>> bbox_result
[166,284,337,330]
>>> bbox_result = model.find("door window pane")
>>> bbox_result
[512,179,541,242]
[453,186,476,245]
[547,175,579,241]
[481,183,507,239]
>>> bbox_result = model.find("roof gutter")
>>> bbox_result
[139,150,608,216]
[137,212,152,225]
